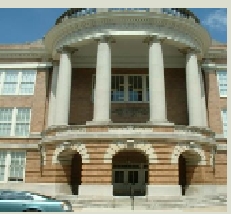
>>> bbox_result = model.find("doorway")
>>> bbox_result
[178,154,186,195]
[112,150,148,196]
[70,153,82,195]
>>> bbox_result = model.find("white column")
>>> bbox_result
[48,63,59,126]
[198,64,207,127]
[55,50,72,126]
[148,37,167,123]
[90,37,111,124]
[186,50,203,126]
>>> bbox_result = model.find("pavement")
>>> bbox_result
[73,205,227,212]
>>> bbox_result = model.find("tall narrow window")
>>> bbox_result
[8,151,26,182]
[19,71,36,95]
[2,71,19,95]
[221,109,227,137]
[111,76,124,101]
[217,71,227,96]
[146,76,149,101]
[0,151,7,182]
[0,108,13,136]
[0,151,26,183]
[15,108,31,136]
[128,76,143,101]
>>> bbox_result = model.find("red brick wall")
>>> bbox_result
[69,68,188,125]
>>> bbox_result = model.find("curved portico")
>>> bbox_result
[46,14,210,127]
[39,8,223,197]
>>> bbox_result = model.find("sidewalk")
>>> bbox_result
[74,205,227,212]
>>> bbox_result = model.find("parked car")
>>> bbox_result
[0,190,73,212]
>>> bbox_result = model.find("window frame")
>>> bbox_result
[0,70,37,96]
[221,109,227,138]
[216,70,227,97]
[0,107,31,137]
[92,74,149,103]
[0,150,26,183]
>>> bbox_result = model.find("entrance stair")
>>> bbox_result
[56,194,227,210]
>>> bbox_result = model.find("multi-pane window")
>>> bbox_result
[217,71,227,96]
[111,76,125,101]
[0,151,26,182]
[20,71,36,94]
[128,76,143,101]
[93,75,149,102]
[221,109,227,137]
[0,70,36,95]
[0,108,31,136]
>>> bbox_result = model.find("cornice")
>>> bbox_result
[0,48,50,59]
[45,12,211,58]
[204,49,227,59]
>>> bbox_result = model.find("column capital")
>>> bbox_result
[143,35,166,44]
[94,36,116,43]
[178,47,200,55]
[56,46,78,54]
[52,60,59,66]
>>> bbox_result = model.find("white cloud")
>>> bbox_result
[202,9,227,31]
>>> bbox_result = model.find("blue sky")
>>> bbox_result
[0,8,227,44]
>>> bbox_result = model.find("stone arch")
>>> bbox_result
[171,143,206,165]
[52,141,90,164]
[104,141,158,163]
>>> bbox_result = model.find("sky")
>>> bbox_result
[0,8,227,44]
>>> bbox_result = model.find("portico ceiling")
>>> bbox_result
[66,37,186,68]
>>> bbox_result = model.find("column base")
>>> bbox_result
[86,120,113,126]
[79,184,113,196]
[147,120,174,126]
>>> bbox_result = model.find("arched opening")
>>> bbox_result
[112,150,148,196]
[58,150,82,195]
[178,150,201,196]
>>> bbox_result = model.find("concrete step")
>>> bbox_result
[56,194,227,210]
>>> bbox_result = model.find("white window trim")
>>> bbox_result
[0,150,26,183]
[93,74,149,103]
[0,107,31,137]
[0,70,37,96]
[216,71,227,98]
[0,62,52,69]
[221,109,227,138]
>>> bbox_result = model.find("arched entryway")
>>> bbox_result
[178,150,201,196]
[58,150,82,195]
[112,150,148,196]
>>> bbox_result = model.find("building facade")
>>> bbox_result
[0,8,227,197]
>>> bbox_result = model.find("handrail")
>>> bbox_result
[130,184,135,210]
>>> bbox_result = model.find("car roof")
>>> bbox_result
[0,190,30,195]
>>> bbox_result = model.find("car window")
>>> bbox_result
[30,194,55,201]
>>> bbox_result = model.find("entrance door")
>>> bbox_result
[128,170,138,184]
[113,164,146,196]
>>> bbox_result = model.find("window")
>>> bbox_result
[93,75,149,102]
[221,109,227,138]
[0,151,26,183]
[0,70,36,95]
[114,171,124,183]
[217,71,227,97]
[0,108,31,136]
[111,76,124,101]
